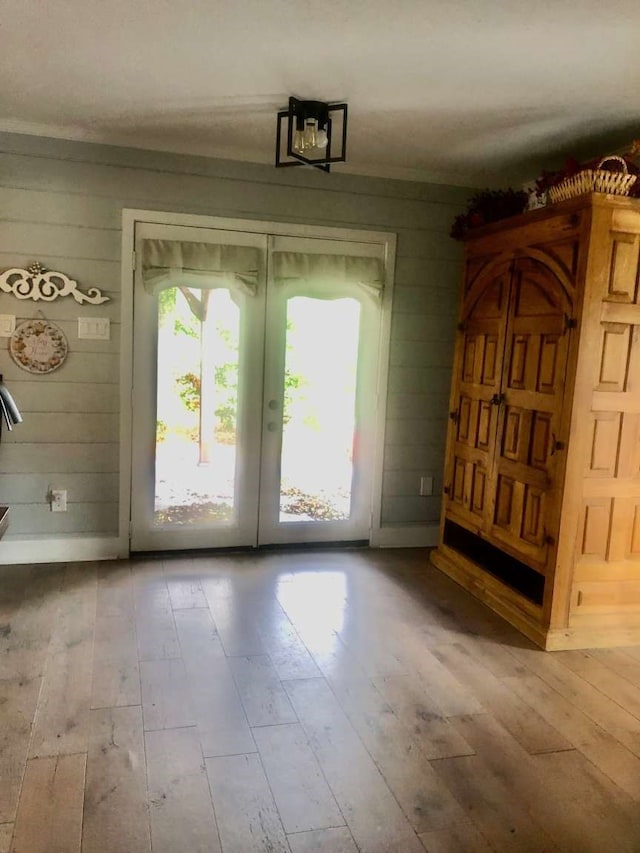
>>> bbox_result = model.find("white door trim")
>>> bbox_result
[119,208,396,554]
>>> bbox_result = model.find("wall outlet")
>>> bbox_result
[419,476,434,496]
[50,489,67,512]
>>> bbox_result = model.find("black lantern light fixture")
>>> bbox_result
[276,97,348,172]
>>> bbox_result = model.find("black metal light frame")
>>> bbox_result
[276,97,348,172]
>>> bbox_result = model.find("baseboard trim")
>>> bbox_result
[0,536,126,565]
[371,524,439,548]
[545,625,640,650]
[0,526,440,563]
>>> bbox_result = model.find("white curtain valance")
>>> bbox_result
[142,239,260,296]
[272,252,384,297]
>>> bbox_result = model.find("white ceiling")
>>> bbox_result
[2,0,640,187]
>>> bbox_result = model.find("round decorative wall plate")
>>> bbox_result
[9,318,68,374]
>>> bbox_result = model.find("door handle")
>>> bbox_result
[267,422,278,432]
[268,399,279,411]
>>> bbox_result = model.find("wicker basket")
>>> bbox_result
[548,155,636,204]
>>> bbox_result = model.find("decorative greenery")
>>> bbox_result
[450,188,529,240]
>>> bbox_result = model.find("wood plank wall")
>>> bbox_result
[0,132,471,542]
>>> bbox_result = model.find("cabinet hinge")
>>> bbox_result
[449,410,458,423]
[564,314,577,331]
[443,485,450,495]
[457,322,466,332]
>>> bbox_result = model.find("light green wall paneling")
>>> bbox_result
[0,131,470,539]
[0,443,119,474]
[0,473,119,505]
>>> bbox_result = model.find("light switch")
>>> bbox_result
[0,315,16,337]
[78,317,110,340]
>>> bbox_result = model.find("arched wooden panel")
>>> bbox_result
[443,262,511,531]
[488,256,574,570]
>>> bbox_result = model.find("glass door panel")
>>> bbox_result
[155,287,240,527]
[279,296,361,523]
[258,235,380,545]
[130,222,266,551]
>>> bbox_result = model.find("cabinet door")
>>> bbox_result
[444,263,511,531]
[489,256,572,570]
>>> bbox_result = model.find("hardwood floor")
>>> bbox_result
[1,548,640,852]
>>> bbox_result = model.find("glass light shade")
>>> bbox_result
[303,118,318,151]
[315,128,329,150]
[292,129,305,154]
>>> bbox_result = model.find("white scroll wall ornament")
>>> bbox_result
[0,262,110,304]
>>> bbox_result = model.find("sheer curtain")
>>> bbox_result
[141,239,261,297]
[272,251,384,298]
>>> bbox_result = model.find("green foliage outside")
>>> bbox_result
[159,287,306,443]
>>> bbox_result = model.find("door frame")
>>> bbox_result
[119,208,396,555]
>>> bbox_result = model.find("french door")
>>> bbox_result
[130,222,384,551]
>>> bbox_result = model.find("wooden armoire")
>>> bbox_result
[431,193,640,649]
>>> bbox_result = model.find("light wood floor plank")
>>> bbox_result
[433,752,559,853]
[455,632,527,678]
[28,565,96,759]
[164,558,208,610]
[205,753,289,853]
[228,654,298,727]
[284,677,424,853]
[174,609,256,757]
[201,577,267,657]
[0,676,42,823]
[372,674,475,760]
[533,749,640,851]
[590,648,640,690]
[0,565,62,682]
[133,574,180,662]
[509,645,640,757]
[408,647,484,717]
[329,673,466,833]
[140,658,195,731]
[145,727,221,853]
[253,604,322,681]
[287,827,358,853]
[82,706,151,853]
[418,822,494,853]
[505,673,640,800]
[450,711,639,852]
[554,649,640,722]
[95,562,134,620]
[173,607,225,660]
[28,644,93,758]
[0,824,12,853]
[90,614,140,709]
[338,621,409,678]
[92,614,137,666]
[10,753,85,853]
[253,723,344,834]
[432,642,571,754]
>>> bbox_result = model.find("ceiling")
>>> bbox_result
[2,0,640,187]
